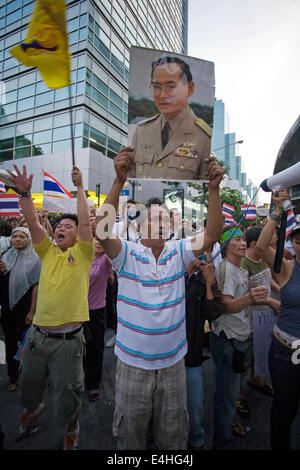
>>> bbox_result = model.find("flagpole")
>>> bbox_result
[68,85,75,167]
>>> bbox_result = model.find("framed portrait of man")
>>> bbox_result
[127,46,215,182]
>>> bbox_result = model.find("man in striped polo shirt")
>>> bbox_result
[96,147,224,450]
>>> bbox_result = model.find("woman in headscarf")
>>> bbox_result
[0,227,41,392]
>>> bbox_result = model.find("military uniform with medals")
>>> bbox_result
[128,105,212,181]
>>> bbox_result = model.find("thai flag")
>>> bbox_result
[222,203,235,218]
[286,209,296,237]
[0,179,6,193]
[224,216,235,226]
[43,171,72,198]
[241,204,256,220]
[0,194,22,216]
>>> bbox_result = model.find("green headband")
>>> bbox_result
[220,227,244,245]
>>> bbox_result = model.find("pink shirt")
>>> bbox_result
[88,254,111,310]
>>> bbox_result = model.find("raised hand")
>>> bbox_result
[114,147,135,186]
[272,188,290,214]
[7,164,33,193]
[205,156,224,189]
[72,166,84,188]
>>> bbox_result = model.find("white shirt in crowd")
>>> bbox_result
[212,259,250,341]
[112,220,139,242]
[109,238,196,370]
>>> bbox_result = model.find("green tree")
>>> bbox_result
[186,158,230,206]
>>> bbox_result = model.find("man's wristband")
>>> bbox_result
[18,191,31,199]
[269,212,281,223]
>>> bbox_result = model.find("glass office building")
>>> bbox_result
[211,99,226,162]
[0,0,188,190]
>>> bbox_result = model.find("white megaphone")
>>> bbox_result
[260,160,300,211]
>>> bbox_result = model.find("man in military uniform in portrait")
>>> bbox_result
[128,56,212,181]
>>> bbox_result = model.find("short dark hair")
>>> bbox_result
[290,227,300,240]
[143,198,170,222]
[52,213,78,232]
[245,226,263,248]
[145,197,164,208]
[0,220,12,237]
[151,56,193,83]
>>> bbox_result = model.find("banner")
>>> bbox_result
[10,0,70,89]
[127,46,215,182]
[43,196,94,213]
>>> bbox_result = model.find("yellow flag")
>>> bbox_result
[6,188,18,194]
[10,0,70,89]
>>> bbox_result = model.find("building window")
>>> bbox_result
[0,137,14,151]
[0,150,13,161]
[91,87,108,109]
[108,137,121,153]
[53,125,71,141]
[15,147,31,159]
[33,130,52,145]
[15,135,32,147]
[17,97,34,112]
[18,84,35,100]
[92,75,109,96]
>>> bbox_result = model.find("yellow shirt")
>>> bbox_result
[33,234,94,326]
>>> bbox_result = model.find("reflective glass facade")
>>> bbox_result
[211,99,226,163]
[0,0,188,165]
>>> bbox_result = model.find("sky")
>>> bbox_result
[188,0,300,203]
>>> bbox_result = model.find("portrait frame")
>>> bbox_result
[128,46,215,183]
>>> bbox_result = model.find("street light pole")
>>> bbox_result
[212,139,243,152]
[131,181,135,200]
[96,180,101,207]
[128,180,142,200]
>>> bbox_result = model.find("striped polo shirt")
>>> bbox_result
[110,238,196,370]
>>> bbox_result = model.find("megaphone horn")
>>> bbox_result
[260,160,300,211]
[260,161,300,192]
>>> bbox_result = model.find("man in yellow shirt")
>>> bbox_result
[8,164,93,450]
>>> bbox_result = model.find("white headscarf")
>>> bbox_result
[2,227,41,309]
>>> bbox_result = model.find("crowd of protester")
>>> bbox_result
[0,155,299,451]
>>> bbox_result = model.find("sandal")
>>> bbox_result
[232,420,246,437]
[7,381,18,392]
[247,381,274,397]
[236,398,250,419]
[88,390,99,402]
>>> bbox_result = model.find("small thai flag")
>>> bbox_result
[0,194,22,216]
[286,209,296,237]
[0,179,6,193]
[241,204,256,220]
[224,216,235,226]
[43,171,72,198]
[222,203,235,218]
[14,328,29,362]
